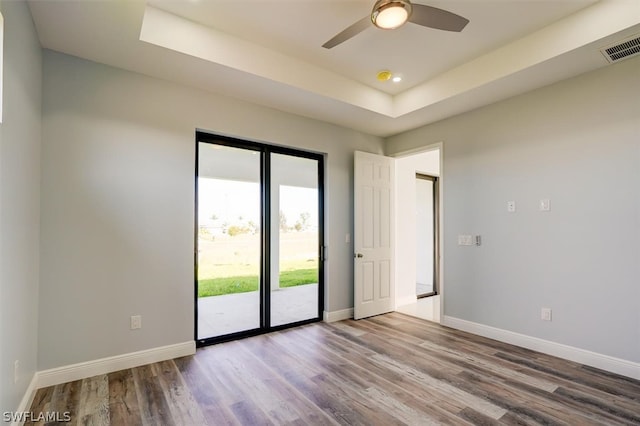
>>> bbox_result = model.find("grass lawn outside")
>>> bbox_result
[197,232,319,298]
[198,268,318,298]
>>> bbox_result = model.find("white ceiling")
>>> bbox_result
[27,0,640,137]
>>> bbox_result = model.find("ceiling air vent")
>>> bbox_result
[600,34,640,63]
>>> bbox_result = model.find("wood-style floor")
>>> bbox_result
[28,313,640,425]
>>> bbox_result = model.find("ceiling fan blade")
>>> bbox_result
[322,16,371,49]
[409,4,469,32]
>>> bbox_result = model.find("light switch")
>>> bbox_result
[507,201,516,213]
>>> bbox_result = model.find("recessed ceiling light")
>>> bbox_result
[392,76,402,83]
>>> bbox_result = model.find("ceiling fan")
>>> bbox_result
[322,0,469,49]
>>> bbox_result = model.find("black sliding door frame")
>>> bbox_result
[195,131,325,347]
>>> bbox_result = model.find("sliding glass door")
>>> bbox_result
[196,143,261,339]
[196,133,323,345]
[270,153,321,327]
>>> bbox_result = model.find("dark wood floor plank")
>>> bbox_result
[495,350,640,402]
[151,360,209,426]
[455,369,606,425]
[196,342,278,424]
[206,341,321,425]
[108,369,142,426]
[308,323,479,422]
[242,332,369,425]
[372,314,513,358]
[77,374,110,426]
[372,351,507,420]
[364,320,608,419]
[330,320,469,380]
[24,386,53,426]
[553,385,640,424]
[173,355,240,425]
[231,340,338,426]
[132,364,174,426]
[27,312,640,425]
[417,338,559,392]
[269,329,415,425]
[457,407,504,426]
[286,326,478,425]
[52,379,82,426]
[384,313,640,423]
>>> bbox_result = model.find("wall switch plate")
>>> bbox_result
[345,233,350,244]
[541,308,552,321]
[130,315,142,330]
[14,360,19,384]
[539,199,551,211]
[507,201,516,213]
[458,235,473,246]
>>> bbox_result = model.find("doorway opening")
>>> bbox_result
[195,132,324,346]
[393,146,442,323]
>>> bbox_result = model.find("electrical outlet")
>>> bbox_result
[130,315,142,330]
[539,199,551,212]
[14,360,19,384]
[507,201,516,213]
[541,308,552,321]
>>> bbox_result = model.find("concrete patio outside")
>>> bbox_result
[197,283,319,338]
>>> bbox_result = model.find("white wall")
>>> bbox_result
[394,149,439,307]
[39,50,383,370]
[387,56,640,364]
[0,0,42,413]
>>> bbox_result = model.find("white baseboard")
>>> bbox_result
[11,373,39,426]
[442,315,640,380]
[324,308,354,323]
[36,341,195,388]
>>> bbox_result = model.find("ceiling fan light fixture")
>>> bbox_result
[372,0,412,30]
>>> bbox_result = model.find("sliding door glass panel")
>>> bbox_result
[197,143,261,339]
[416,177,434,296]
[270,153,320,327]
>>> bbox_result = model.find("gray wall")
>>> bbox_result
[386,56,640,362]
[39,50,383,369]
[0,0,42,413]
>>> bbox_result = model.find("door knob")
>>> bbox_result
[354,253,363,258]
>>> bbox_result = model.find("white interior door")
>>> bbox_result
[354,151,395,319]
